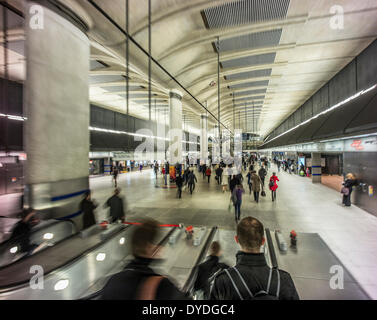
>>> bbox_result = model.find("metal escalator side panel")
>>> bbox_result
[265,228,278,269]
[182,226,218,294]
[0,224,132,299]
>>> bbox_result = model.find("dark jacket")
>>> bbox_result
[258,168,267,179]
[80,199,97,229]
[209,252,299,300]
[229,177,238,193]
[194,255,229,298]
[176,175,184,188]
[101,257,187,300]
[10,220,32,253]
[106,195,126,219]
[215,167,223,177]
[187,172,197,184]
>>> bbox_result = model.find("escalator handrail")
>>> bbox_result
[0,224,130,292]
[265,228,278,269]
[182,226,218,294]
[79,226,179,300]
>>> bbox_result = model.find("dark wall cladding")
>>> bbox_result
[312,84,329,114]
[266,39,377,142]
[0,78,23,115]
[0,78,23,150]
[357,39,377,90]
[329,60,357,106]
[344,152,377,217]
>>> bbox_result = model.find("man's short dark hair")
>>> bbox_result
[237,217,264,251]
[131,219,160,257]
[209,241,221,256]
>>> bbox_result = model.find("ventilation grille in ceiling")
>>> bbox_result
[235,95,265,103]
[214,29,282,53]
[228,80,269,90]
[233,88,267,97]
[89,75,127,84]
[225,68,271,81]
[102,85,141,92]
[202,0,290,29]
[221,52,276,69]
[129,99,168,104]
[90,60,108,70]
[235,100,264,107]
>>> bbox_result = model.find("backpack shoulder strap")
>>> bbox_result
[137,276,165,300]
[224,268,246,300]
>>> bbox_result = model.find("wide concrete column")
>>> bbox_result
[200,114,208,165]
[311,152,322,183]
[168,90,183,164]
[24,3,90,228]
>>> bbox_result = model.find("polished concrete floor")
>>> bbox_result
[89,164,377,299]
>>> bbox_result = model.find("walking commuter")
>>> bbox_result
[9,208,40,255]
[251,171,262,203]
[80,190,98,229]
[269,172,279,202]
[194,241,230,300]
[205,167,212,183]
[209,217,300,300]
[246,170,253,195]
[176,174,184,199]
[187,170,197,194]
[105,188,127,223]
[202,164,207,179]
[154,163,159,179]
[277,160,281,172]
[229,175,239,194]
[112,167,119,187]
[342,173,357,207]
[102,219,188,300]
[215,166,223,185]
[232,184,245,223]
[258,166,267,188]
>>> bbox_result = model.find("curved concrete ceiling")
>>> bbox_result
[7,0,377,142]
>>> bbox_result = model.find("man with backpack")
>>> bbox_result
[209,217,299,300]
[194,241,229,299]
[258,166,267,188]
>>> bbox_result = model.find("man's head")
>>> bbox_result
[235,217,265,253]
[114,188,121,195]
[131,219,161,258]
[209,241,222,257]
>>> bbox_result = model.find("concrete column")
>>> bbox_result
[311,152,322,183]
[168,90,183,165]
[24,3,90,228]
[200,114,208,165]
[104,157,111,175]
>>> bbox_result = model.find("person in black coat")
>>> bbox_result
[101,219,188,300]
[194,241,229,299]
[210,217,299,300]
[80,191,98,229]
[176,174,184,199]
[9,208,40,254]
[105,188,127,223]
[342,173,358,207]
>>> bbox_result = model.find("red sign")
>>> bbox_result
[350,140,364,151]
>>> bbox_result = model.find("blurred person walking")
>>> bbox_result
[105,188,127,223]
[80,190,98,229]
[102,219,188,299]
[251,171,262,203]
[269,172,279,202]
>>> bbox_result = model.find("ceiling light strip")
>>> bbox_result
[262,84,377,145]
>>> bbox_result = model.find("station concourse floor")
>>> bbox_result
[90,165,377,300]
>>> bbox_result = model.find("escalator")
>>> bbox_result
[0,223,137,299]
[0,219,76,268]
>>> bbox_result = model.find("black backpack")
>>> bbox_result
[224,267,280,300]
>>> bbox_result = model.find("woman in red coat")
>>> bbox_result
[269,172,279,202]
[205,167,212,183]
